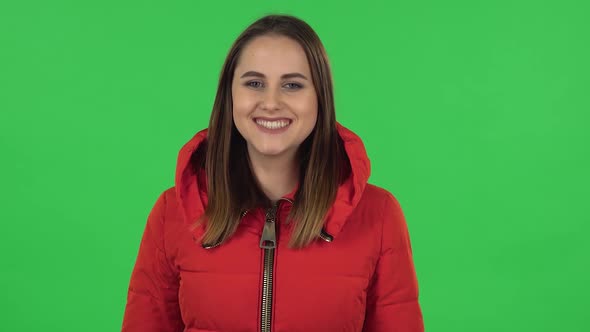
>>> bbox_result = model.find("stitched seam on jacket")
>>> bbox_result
[366,192,389,285]
[381,193,407,256]
[368,192,409,281]
[161,189,179,276]
[379,191,388,257]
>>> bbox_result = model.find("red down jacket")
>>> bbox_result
[121,122,424,332]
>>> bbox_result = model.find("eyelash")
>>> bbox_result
[245,81,303,90]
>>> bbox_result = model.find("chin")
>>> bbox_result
[248,140,294,157]
[255,147,288,157]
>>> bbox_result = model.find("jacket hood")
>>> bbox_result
[174,122,371,242]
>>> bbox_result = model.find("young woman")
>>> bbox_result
[122,14,424,332]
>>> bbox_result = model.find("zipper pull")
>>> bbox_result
[260,219,276,249]
[260,203,278,249]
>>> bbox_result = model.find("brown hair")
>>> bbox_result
[193,14,350,249]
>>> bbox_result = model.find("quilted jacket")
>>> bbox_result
[121,122,424,331]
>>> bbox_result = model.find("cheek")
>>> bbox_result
[298,92,318,121]
[232,91,253,115]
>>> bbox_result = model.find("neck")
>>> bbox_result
[247,146,299,202]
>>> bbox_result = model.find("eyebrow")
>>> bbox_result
[239,71,309,80]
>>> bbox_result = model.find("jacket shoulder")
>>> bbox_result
[361,183,410,251]
[161,186,177,205]
[362,183,401,206]
[144,186,184,234]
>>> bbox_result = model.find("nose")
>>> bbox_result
[260,86,281,111]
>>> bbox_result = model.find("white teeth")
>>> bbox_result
[255,119,290,129]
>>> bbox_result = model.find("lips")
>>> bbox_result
[253,117,292,133]
[253,117,292,122]
[254,118,291,128]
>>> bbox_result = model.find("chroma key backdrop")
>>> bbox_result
[0,1,588,331]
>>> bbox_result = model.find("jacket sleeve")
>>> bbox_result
[362,192,424,332]
[121,190,184,332]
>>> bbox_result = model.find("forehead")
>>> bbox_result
[236,35,311,75]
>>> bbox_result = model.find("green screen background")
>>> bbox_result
[1,0,588,331]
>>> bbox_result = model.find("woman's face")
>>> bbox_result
[232,34,318,160]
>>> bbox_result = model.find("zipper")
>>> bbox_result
[202,196,330,330]
[259,201,279,332]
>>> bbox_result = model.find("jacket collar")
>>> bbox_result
[175,122,371,242]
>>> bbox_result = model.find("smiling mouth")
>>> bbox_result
[253,118,292,130]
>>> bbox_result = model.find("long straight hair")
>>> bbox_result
[193,14,350,249]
